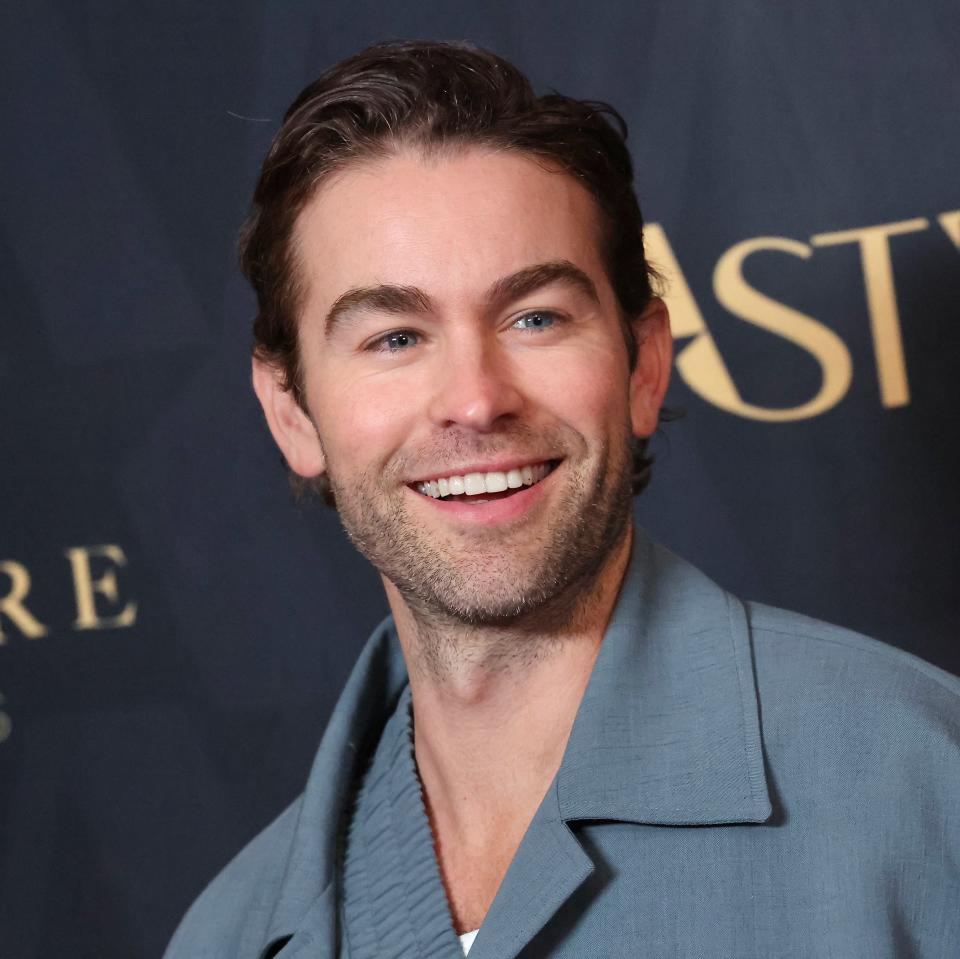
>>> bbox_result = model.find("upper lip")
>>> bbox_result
[407,457,559,485]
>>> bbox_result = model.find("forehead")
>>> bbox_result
[291,147,610,314]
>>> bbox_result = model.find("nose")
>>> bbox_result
[425,333,524,431]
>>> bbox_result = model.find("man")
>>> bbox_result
[165,40,959,959]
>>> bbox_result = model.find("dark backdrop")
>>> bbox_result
[1,2,958,956]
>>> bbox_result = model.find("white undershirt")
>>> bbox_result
[459,929,479,954]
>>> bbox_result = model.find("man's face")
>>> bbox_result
[257,148,669,625]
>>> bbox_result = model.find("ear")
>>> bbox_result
[628,297,672,438]
[251,356,326,477]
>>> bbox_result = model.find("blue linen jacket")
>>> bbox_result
[164,532,960,958]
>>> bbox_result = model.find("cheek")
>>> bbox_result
[525,342,630,437]
[312,372,418,471]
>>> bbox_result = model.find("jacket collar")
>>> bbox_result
[261,528,771,956]
[557,530,772,825]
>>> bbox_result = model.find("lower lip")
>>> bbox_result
[408,468,556,526]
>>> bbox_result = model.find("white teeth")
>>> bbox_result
[485,471,508,493]
[464,473,486,495]
[416,462,553,499]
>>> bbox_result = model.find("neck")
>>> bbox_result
[381,526,634,929]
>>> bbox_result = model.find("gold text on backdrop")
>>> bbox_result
[654,209,959,421]
[0,544,138,643]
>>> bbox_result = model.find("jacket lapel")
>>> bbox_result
[465,780,594,959]
[259,619,409,958]
[266,883,337,959]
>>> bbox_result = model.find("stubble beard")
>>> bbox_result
[325,424,635,646]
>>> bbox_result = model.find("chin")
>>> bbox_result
[394,547,605,629]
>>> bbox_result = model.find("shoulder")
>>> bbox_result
[163,798,303,959]
[744,601,960,798]
[746,601,960,709]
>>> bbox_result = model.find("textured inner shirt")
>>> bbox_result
[341,685,465,959]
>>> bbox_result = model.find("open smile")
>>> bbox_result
[410,459,560,505]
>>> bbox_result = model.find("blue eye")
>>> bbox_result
[513,311,556,331]
[374,330,420,352]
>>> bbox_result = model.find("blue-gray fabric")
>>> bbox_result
[340,684,462,958]
[163,531,960,959]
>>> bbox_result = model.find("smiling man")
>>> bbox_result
[165,41,959,959]
[267,144,657,653]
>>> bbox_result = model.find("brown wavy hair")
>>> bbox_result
[241,39,663,502]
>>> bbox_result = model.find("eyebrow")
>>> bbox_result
[322,259,600,339]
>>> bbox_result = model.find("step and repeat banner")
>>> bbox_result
[1,2,958,956]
